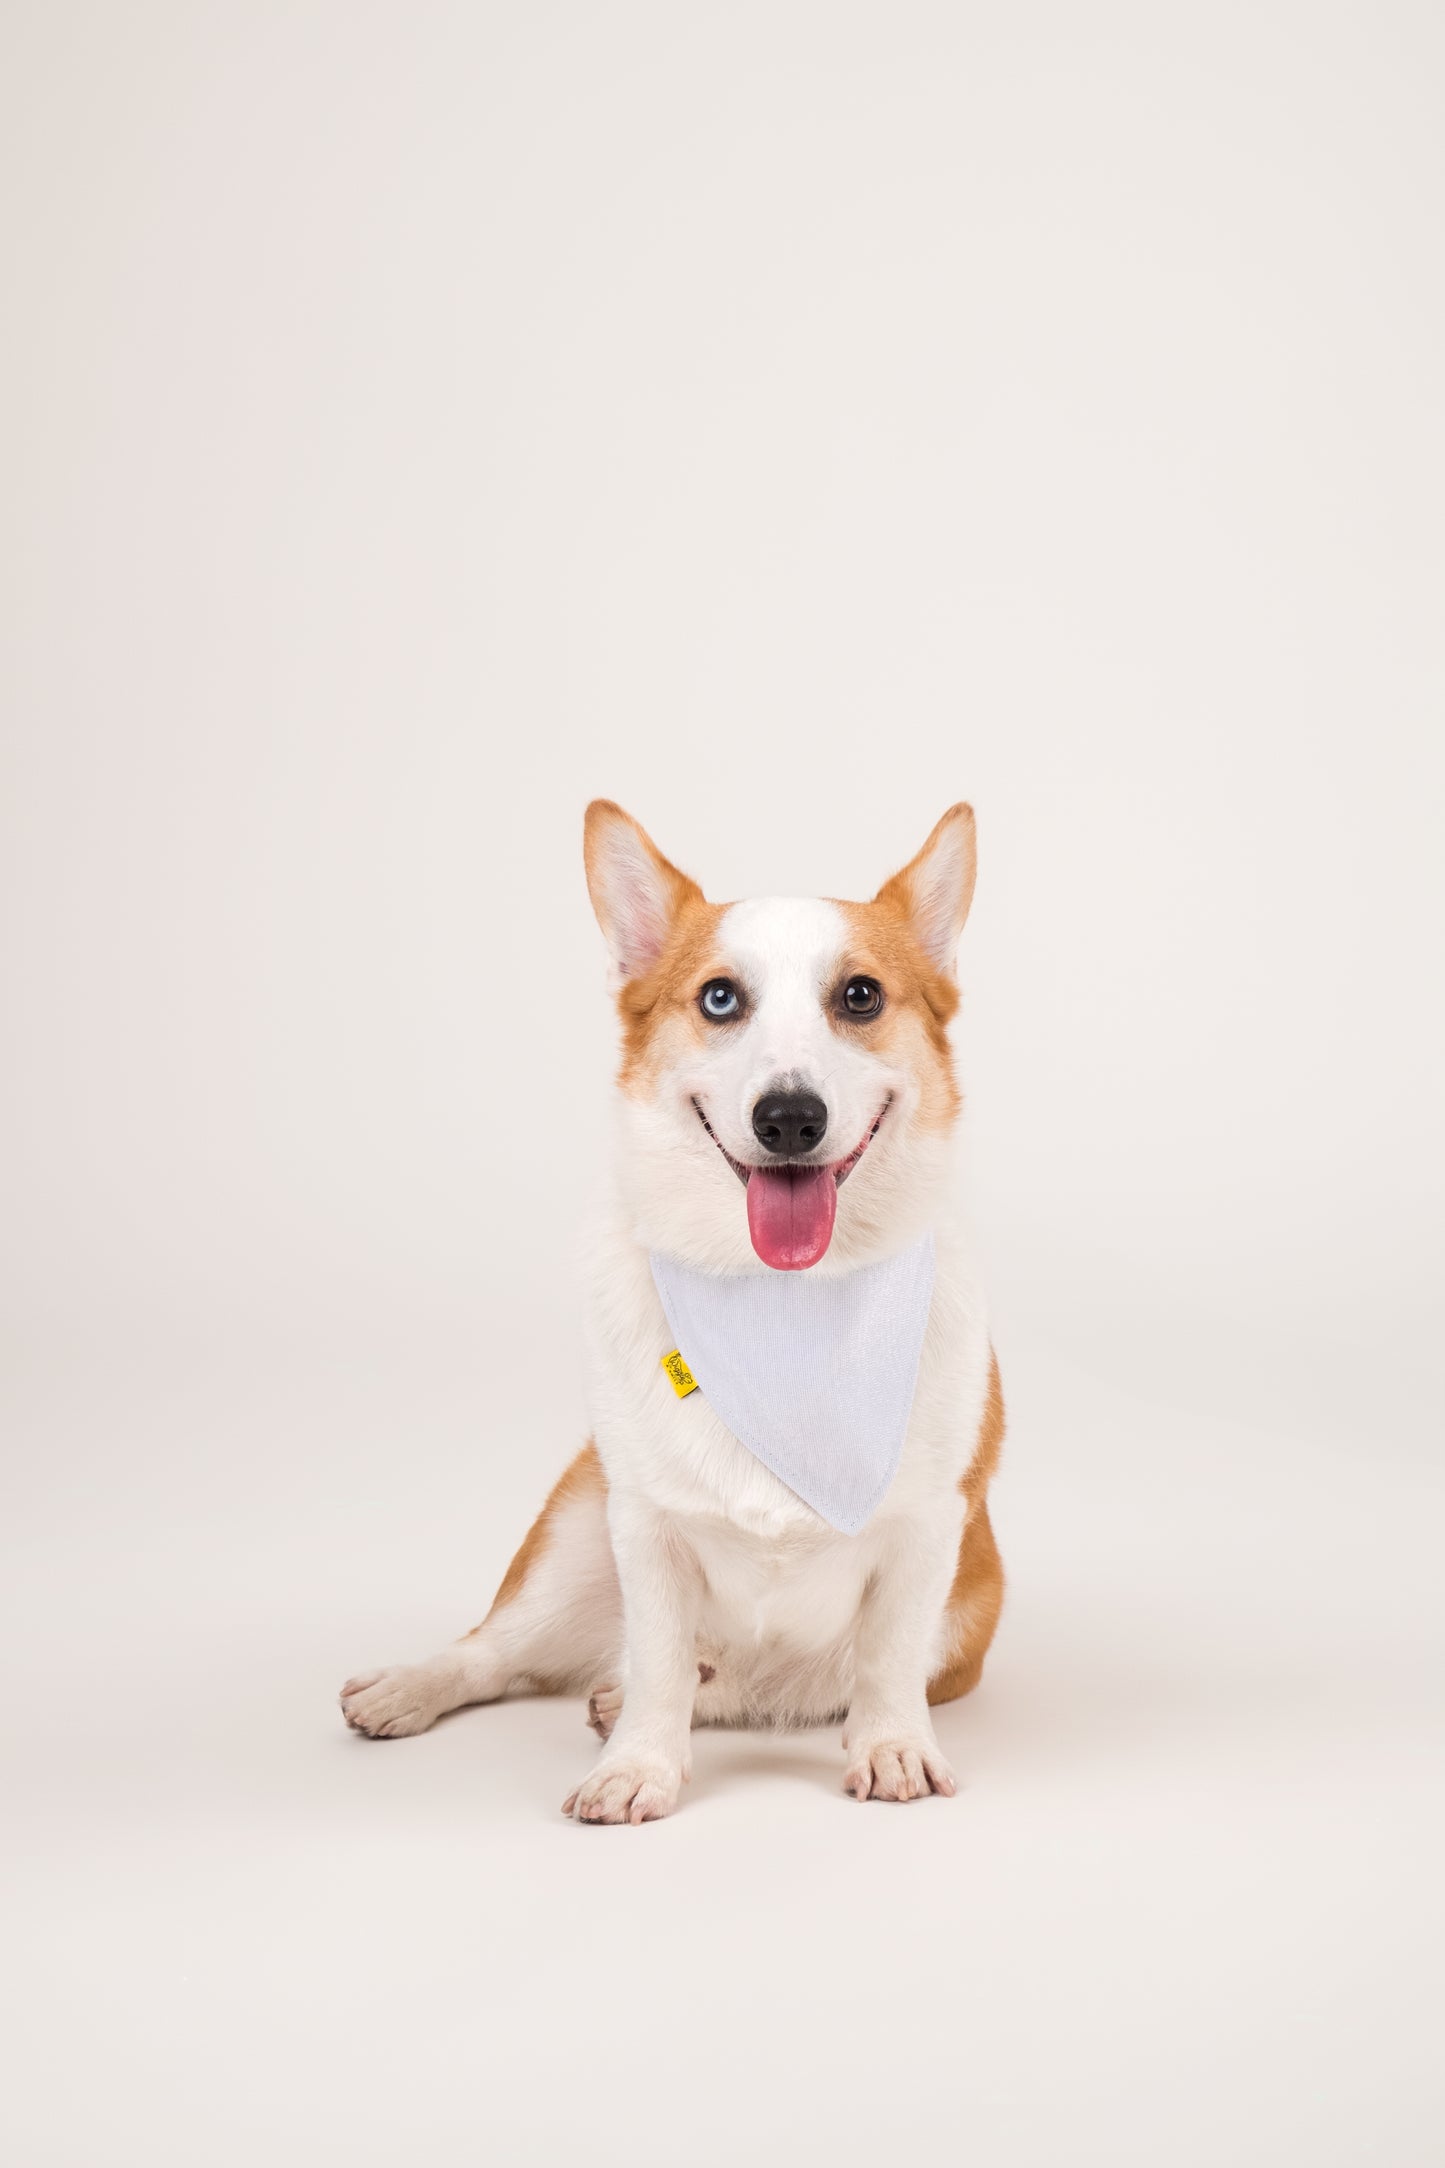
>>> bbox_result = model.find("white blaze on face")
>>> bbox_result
[673,899,846,1270]
[685,897,900,1166]
[708,897,850,1138]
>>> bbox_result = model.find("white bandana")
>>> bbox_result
[649,1234,935,1535]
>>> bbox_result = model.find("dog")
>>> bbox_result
[340,801,1005,1821]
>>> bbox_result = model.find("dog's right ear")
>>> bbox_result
[583,801,704,981]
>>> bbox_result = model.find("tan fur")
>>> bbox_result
[615,894,729,1090]
[873,803,978,973]
[927,1350,1006,1704]
[828,803,978,1137]
[470,1441,608,1631]
[581,800,728,1091]
[834,897,962,1133]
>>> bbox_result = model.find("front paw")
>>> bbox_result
[562,1753,684,1826]
[842,1732,956,1803]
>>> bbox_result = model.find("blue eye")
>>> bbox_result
[699,978,741,1021]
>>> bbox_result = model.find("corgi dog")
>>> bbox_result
[340,802,1005,1821]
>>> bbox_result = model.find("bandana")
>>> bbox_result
[648,1234,935,1534]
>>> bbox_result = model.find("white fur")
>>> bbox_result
[571,1190,989,1814]
[341,872,992,1822]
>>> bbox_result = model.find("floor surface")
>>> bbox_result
[4,1322,1440,2166]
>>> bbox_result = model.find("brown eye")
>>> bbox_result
[842,976,883,1017]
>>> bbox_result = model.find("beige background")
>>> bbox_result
[2,4,1442,2163]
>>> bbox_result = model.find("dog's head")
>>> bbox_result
[584,802,977,1273]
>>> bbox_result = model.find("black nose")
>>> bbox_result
[751,1090,829,1156]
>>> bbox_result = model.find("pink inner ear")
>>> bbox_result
[609,852,671,974]
[910,830,968,966]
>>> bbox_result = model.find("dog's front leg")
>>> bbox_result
[562,1492,698,1825]
[843,1511,965,1803]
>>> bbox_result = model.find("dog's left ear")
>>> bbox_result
[874,804,978,974]
[583,800,704,981]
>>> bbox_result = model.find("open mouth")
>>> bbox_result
[692,1096,892,1271]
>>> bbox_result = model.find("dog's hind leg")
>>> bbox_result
[927,1354,1007,1708]
[340,1443,621,1738]
[925,1498,1004,1705]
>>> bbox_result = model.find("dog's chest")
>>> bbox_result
[647,1235,935,1534]
[583,1214,991,1537]
[687,1515,873,1647]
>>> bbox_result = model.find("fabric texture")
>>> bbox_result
[648,1234,935,1534]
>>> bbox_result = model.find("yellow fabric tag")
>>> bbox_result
[661,1349,699,1398]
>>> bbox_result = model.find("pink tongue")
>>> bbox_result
[746,1165,838,1270]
